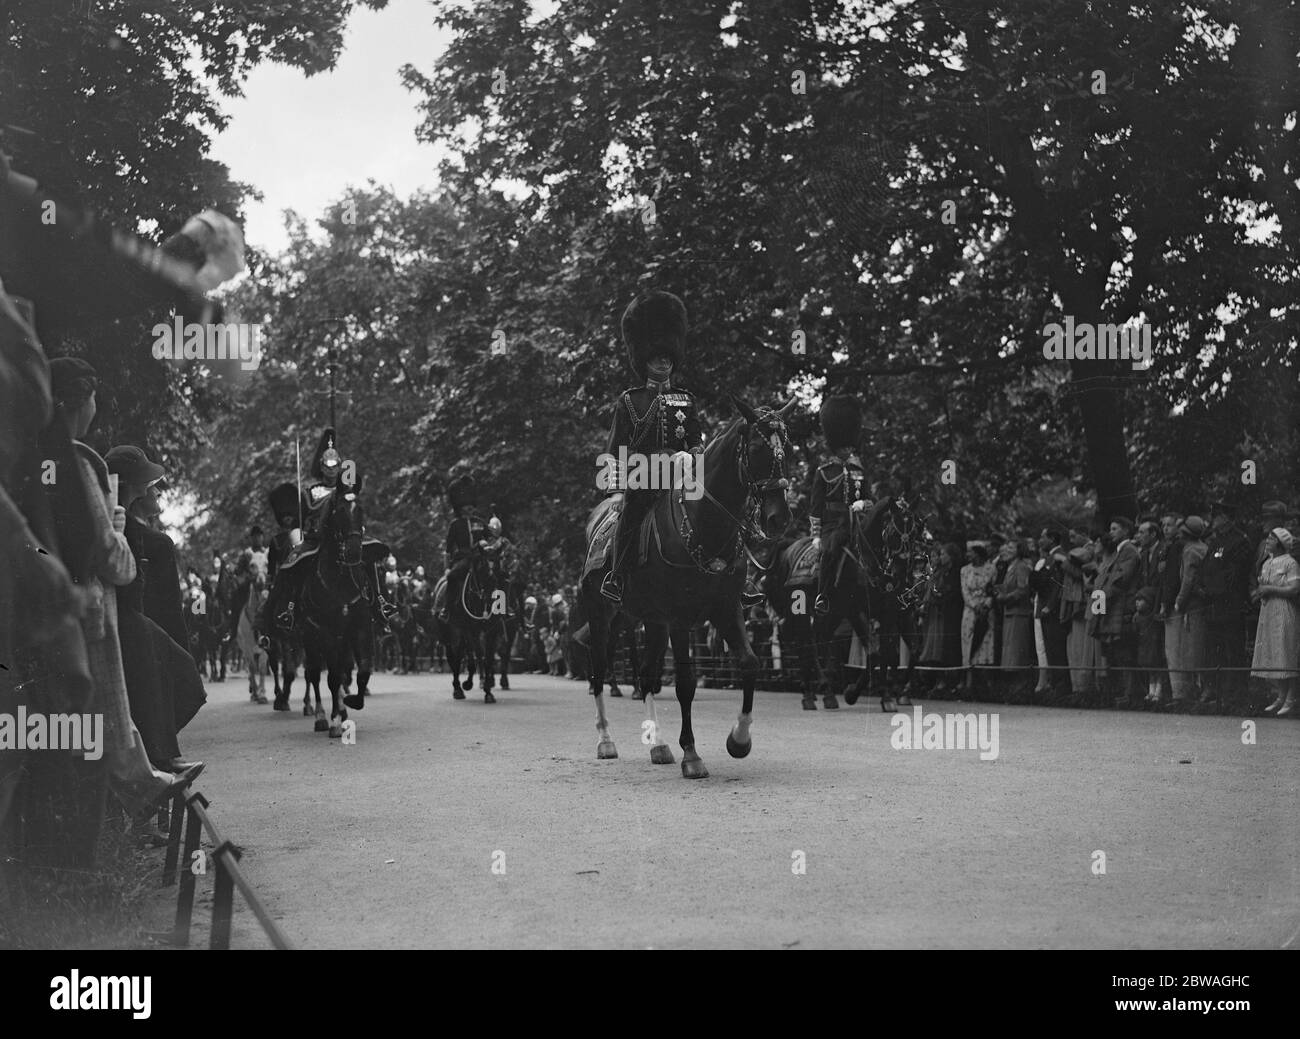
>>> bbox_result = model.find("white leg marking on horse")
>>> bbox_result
[732,711,753,746]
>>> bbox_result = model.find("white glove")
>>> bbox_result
[110,505,127,534]
[289,528,303,546]
[811,537,822,551]
[851,499,867,513]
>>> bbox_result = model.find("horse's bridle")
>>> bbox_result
[679,415,791,575]
[857,496,934,607]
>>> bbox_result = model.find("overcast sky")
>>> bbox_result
[207,0,451,256]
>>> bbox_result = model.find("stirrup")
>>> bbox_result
[600,572,624,603]
[742,588,765,608]
[814,593,829,615]
[276,605,297,631]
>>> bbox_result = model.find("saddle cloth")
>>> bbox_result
[581,498,666,582]
[280,535,389,571]
[783,537,819,589]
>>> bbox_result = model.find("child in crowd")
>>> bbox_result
[1134,586,1163,706]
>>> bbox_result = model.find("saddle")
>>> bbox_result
[279,535,390,571]
[581,496,667,582]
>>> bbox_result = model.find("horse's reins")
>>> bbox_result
[677,418,790,575]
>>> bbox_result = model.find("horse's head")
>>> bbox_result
[732,395,796,540]
[325,483,366,567]
[861,495,935,607]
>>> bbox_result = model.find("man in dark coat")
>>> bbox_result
[1200,497,1256,710]
[599,290,706,604]
[809,395,868,615]
[107,444,204,772]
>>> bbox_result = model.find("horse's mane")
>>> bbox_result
[701,414,748,467]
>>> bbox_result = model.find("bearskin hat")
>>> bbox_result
[310,427,342,482]
[622,290,687,380]
[447,473,477,512]
[268,482,307,528]
[820,395,862,452]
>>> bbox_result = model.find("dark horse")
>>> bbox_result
[433,540,502,702]
[581,397,794,778]
[291,480,388,737]
[568,595,642,698]
[758,538,825,709]
[815,496,932,712]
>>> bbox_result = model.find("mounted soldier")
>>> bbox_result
[264,426,396,635]
[438,467,489,621]
[810,395,870,615]
[597,291,764,608]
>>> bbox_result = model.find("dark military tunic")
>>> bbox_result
[809,454,867,595]
[605,383,706,563]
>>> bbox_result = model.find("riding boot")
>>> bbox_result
[601,519,631,604]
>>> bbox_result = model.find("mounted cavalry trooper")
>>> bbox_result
[810,395,870,615]
[598,290,765,607]
[438,467,489,620]
[263,426,396,636]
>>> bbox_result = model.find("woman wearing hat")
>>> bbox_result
[48,358,200,834]
[1251,527,1299,716]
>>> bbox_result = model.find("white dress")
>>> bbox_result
[1251,554,1300,678]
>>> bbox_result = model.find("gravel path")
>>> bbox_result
[142,669,1300,949]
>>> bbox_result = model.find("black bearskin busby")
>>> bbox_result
[447,473,477,513]
[310,427,342,482]
[622,290,687,380]
[820,395,862,452]
[268,482,307,529]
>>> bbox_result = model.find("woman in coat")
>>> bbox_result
[1252,528,1300,716]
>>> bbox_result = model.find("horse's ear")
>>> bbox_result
[730,393,760,424]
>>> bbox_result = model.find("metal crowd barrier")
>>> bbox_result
[158,782,291,950]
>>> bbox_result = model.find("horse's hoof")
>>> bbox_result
[880,697,898,713]
[631,692,645,702]
[453,688,466,700]
[273,699,288,712]
[484,691,496,704]
[844,688,861,706]
[823,694,839,710]
[302,704,313,717]
[681,757,709,779]
[343,694,364,710]
[649,745,675,765]
[329,725,342,738]
[597,739,619,760]
[314,719,330,732]
[801,697,817,710]
[725,732,752,759]
[500,676,510,690]
[897,694,913,706]
[464,678,474,691]
[610,687,623,698]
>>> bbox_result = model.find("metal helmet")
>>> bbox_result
[488,516,502,535]
[415,565,425,578]
[385,554,397,570]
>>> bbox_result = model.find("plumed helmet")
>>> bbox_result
[311,427,343,482]
[820,395,862,452]
[385,554,397,569]
[268,482,307,528]
[415,565,425,578]
[622,290,687,381]
[488,516,502,535]
[447,473,477,512]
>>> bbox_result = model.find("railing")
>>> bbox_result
[158,782,291,950]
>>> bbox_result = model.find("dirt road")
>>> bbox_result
[142,669,1300,949]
